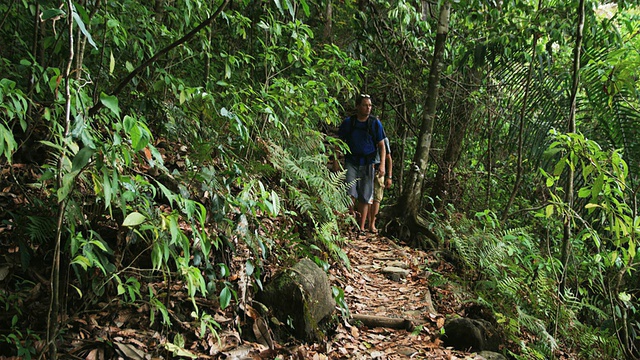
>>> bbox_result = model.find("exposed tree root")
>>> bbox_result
[350,314,422,331]
[382,204,440,250]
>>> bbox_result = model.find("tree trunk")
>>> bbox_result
[559,0,584,296]
[48,2,76,357]
[555,0,584,340]
[501,33,538,221]
[324,0,332,42]
[429,68,479,212]
[399,1,450,223]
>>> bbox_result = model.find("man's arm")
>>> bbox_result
[377,139,386,178]
[385,152,393,188]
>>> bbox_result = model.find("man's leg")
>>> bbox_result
[369,200,380,232]
[369,174,384,232]
[357,163,375,233]
[358,201,369,232]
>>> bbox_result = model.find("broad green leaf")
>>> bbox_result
[103,170,112,207]
[42,8,65,20]
[71,146,95,172]
[553,158,566,176]
[273,0,284,15]
[72,11,97,49]
[58,171,79,202]
[129,124,142,150]
[285,0,295,18]
[100,93,120,118]
[246,261,254,276]
[578,187,591,198]
[0,123,17,163]
[220,286,231,309]
[545,204,554,218]
[546,176,555,187]
[71,255,91,270]
[628,239,636,263]
[110,51,115,74]
[270,190,280,215]
[163,343,197,359]
[123,115,135,132]
[123,212,146,227]
[299,0,310,17]
[89,239,108,252]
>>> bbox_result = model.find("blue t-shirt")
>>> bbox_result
[339,116,386,165]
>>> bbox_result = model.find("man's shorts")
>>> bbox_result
[373,173,385,203]
[345,161,374,204]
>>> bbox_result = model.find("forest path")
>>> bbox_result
[316,233,481,359]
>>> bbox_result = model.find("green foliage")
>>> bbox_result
[0,283,41,359]
[265,138,352,265]
[450,214,561,357]
[332,285,350,319]
[0,79,28,163]
[3,0,637,357]
[542,130,636,358]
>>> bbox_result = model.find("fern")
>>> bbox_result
[517,306,557,352]
[25,215,56,244]
[263,136,352,265]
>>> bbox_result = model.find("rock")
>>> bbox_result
[477,350,508,360]
[386,260,409,269]
[257,258,335,342]
[441,317,501,352]
[381,266,409,281]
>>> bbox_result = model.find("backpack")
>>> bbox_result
[348,114,379,142]
[346,115,381,164]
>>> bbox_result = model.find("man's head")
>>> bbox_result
[356,94,372,118]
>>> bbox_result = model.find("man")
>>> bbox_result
[339,94,386,234]
[369,136,392,233]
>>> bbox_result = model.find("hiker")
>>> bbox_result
[339,94,386,234]
[369,135,392,233]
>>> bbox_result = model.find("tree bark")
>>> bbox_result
[501,33,538,221]
[398,1,450,231]
[429,68,479,212]
[559,0,584,297]
[351,314,423,331]
[48,1,75,357]
[324,0,332,42]
[555,0,584,340]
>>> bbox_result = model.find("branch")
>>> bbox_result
[88,0,230,116]
[350,314,419,331]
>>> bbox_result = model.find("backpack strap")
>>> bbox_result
[348,115,377,140]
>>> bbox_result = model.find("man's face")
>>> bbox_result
[357,98,372,117]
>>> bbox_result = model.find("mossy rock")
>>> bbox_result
[257,258,336,342]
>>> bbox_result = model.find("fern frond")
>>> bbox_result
[264,139,351,265]
[26,215,56,243]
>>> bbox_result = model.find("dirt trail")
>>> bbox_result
[322,233,476,359]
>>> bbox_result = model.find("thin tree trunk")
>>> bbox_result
[75,0,101,81]
[398,100,407,194]
[559,0,584,297]
[48,1,75,357]
[485,103,493,209]
[324,0,332,42]
[501,33,537,221]
[399,1,450,220]
[429,68,479,212]
[554,0,585,341]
